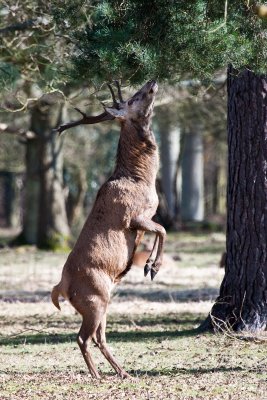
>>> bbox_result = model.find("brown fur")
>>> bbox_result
[132,250,153,267]
[51,80,166,379]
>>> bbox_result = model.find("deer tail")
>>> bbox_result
[51,283,61,310]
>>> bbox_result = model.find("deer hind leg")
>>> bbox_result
[76,297,107,379]
[77,322,100,378]
[130,216,166,280]
[93,313,130,379]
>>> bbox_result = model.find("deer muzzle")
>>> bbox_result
[147,80,158,94]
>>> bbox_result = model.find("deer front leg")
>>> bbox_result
[130,216,166,280]
[144,235,159,277]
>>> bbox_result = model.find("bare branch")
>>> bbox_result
[0,19,36,35]
[0,98,38,112]
[73,107,87,118]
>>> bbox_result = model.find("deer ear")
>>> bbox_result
[105,107,126,120]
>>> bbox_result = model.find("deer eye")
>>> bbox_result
[128,97,139,106]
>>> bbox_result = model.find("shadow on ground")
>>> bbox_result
[114,287,219,302]
[0,328,200,346]
[128,365,246,377]
[0,290,51,303]
[0,286,219,303]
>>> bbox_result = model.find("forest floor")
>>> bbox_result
[0,232,266,400]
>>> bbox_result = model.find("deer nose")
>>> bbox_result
[148,80,158,94]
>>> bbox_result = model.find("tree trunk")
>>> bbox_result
[202,66,267,332]
[157,108,181,221]
[21,97,70,248]
[23,138,41,243]
[0,171,22,229]
[66,168,87,227]
[181,127,204,222]
[204,140,227,217]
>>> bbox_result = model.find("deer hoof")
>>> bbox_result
[144,263,151,276]
[150,268,158,280]
[119,371,131,379]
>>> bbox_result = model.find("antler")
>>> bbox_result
[56,109,114,135]
[106,80,124,108]
[55,81,124,135]
[114,80,124,103]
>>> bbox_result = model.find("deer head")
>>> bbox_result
[105,80,158,125]
[56,80,158,134]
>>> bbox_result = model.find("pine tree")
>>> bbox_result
[53,1,267,84]
[201,65,267,332]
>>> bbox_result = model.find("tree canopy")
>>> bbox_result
[0,0,71,94]
[1,1,266,91]
[53,0,267,85]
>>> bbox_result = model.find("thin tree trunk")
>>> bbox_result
[66,168,87,226]
[181,127,204,222]
[0,171,21,229]
[23,138,40,243]
[157,110,181,220]
[201,66,267,332]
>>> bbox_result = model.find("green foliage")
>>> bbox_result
[0,63,20,91]
[52,0,267,85]
[0,1,72,90]
[1,1,266,88]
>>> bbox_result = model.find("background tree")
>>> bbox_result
[155,104,181,227]
[154,82,227,227]
[181,124,204,222]
[178,84,227,224]
[0,1,74,248]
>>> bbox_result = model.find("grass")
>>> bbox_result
[0,232,266,399]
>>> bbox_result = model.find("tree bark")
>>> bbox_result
[23,137,40,243]
[66,168,87,227]
[202,66,267,332]
[0,171,21,228]
[181,127,204,222]
[156,107,181,224]
[21,97,70,248]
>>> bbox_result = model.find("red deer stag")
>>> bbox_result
[51,80,166,379]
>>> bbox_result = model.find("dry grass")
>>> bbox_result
[0,232,266,399]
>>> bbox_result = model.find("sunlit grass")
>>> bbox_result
[0,232,266,399]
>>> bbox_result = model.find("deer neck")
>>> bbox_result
[113,120,159,184]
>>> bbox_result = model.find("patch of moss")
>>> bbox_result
[39,233,71,252]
